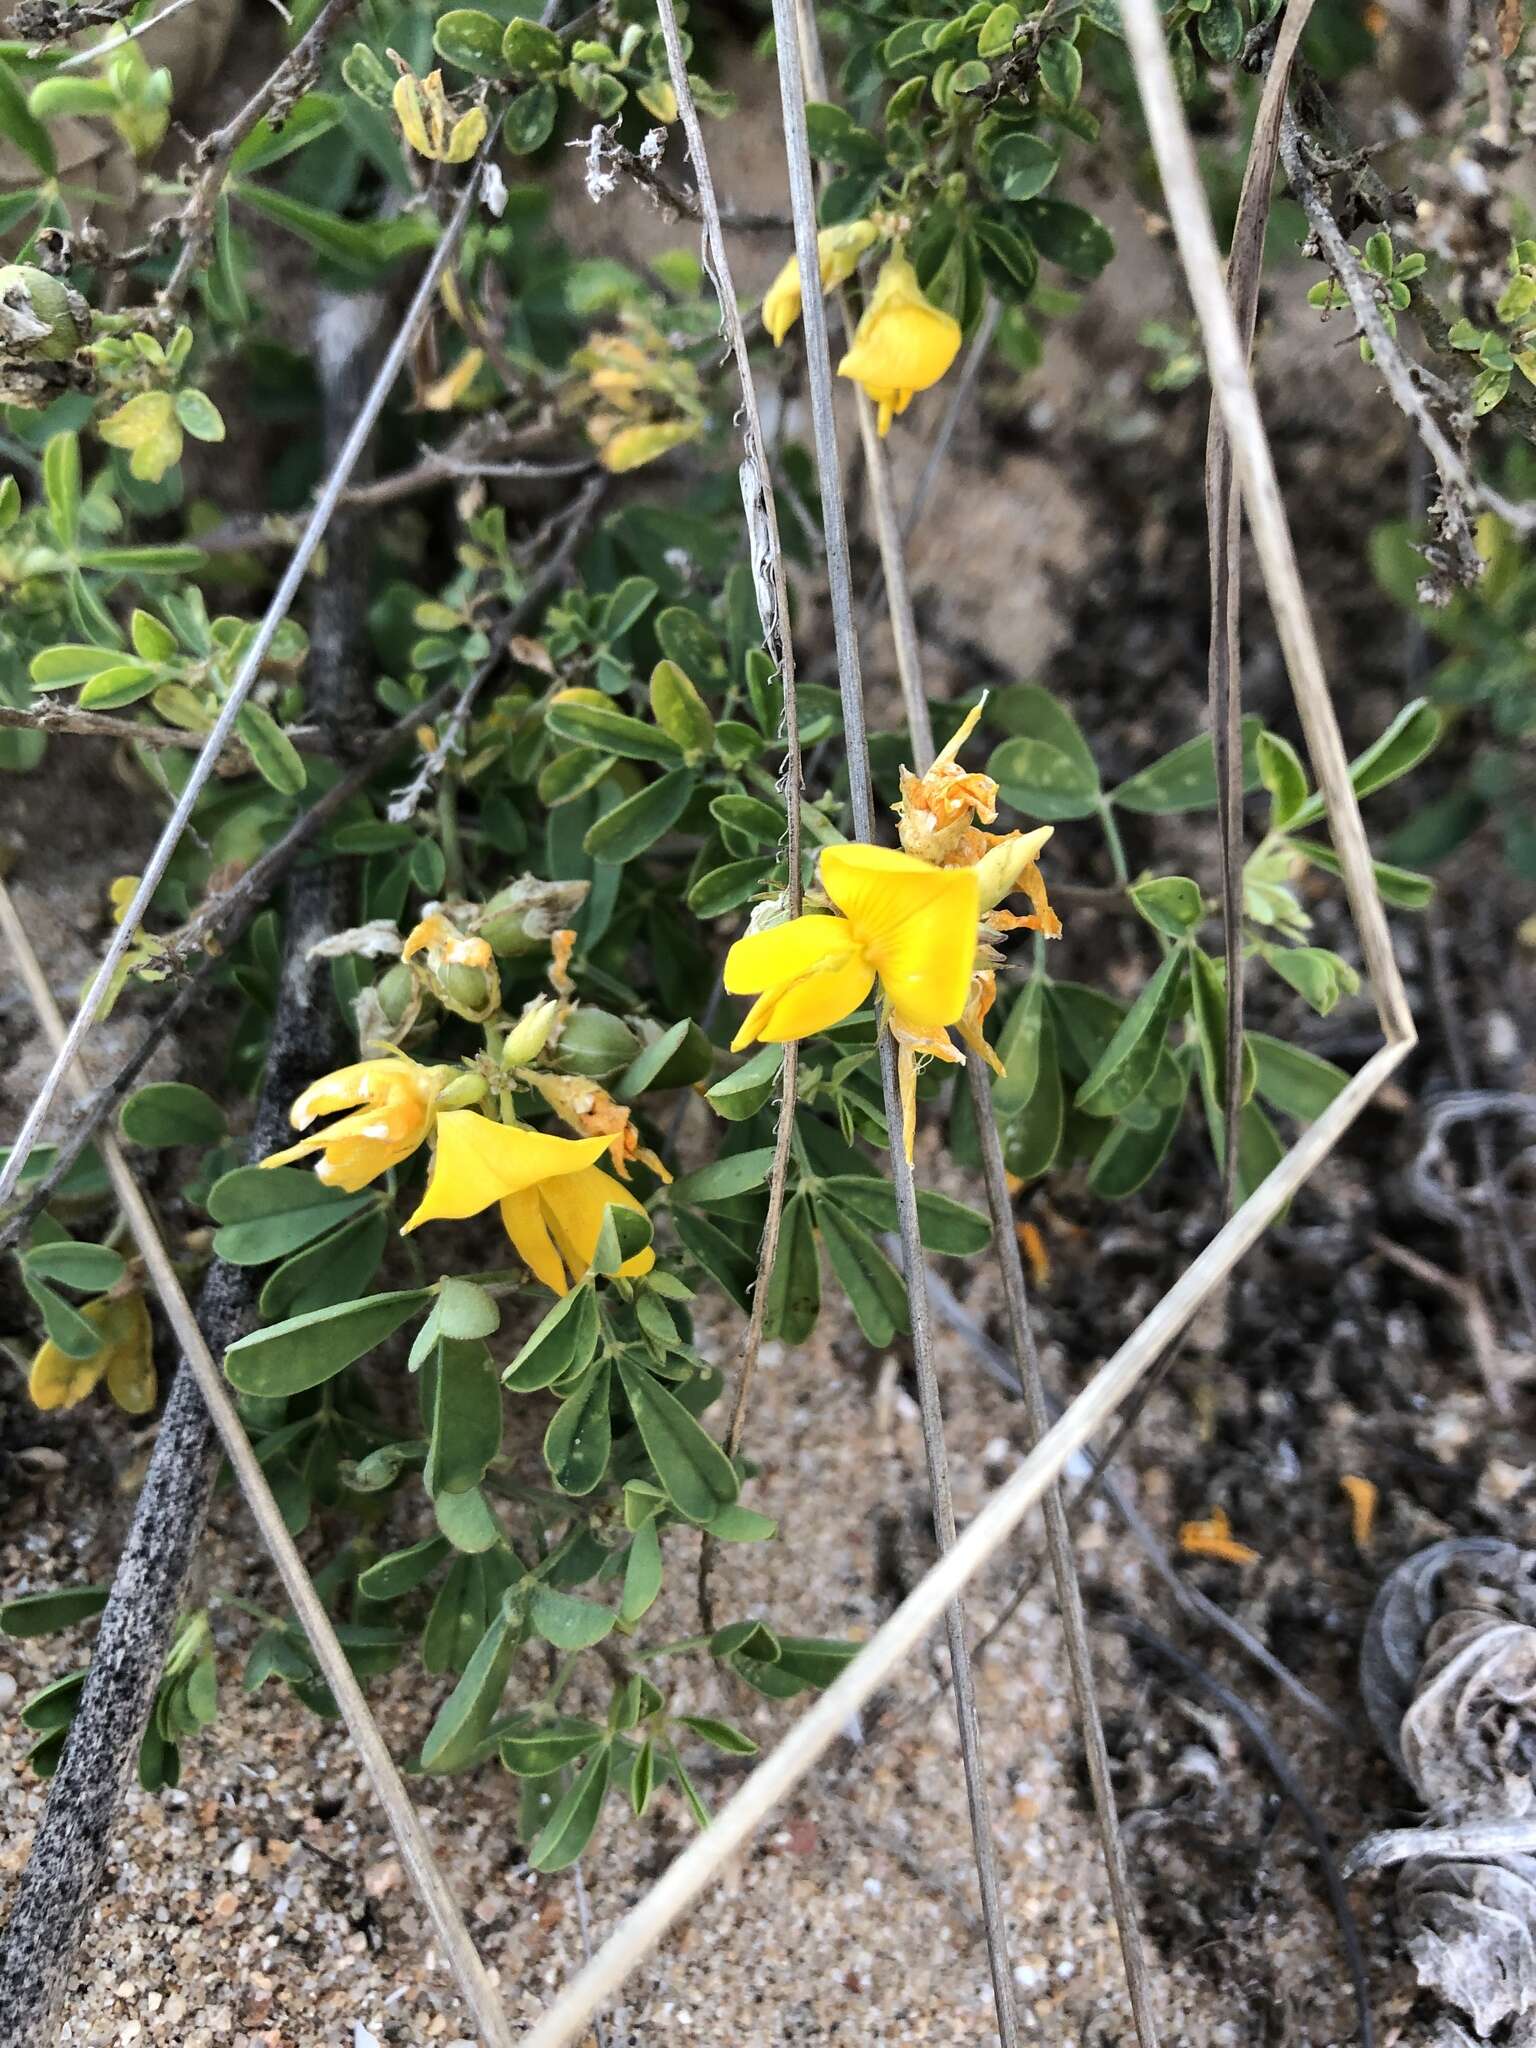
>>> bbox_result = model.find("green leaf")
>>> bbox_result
[120,1082,227,1148]
[436,1277,501,1342]
[819,1178,992,1257]
[678,1714,758,1756]
[986,129,1059,201]
[583,766,694,863]
[545,692,683,763]
[420,1609,516,1772]
[706,1043,782,1122]
[43,433,80,549]
[435,7,510,74]
[237,700,307,795]
[1261,943,1360,1015]
[544,1358,612,1495]
[986,685,1100,820]
[1248,1032,1349,1122]
[670,1147,775,1207]
[709,794,785,845]
[616,1354,738,1522]
[1075,947,1187,1118]
[1111,717,1263,813]
[1039,34,1082,102]
[502,17,565,75]
[762,1191,819,1342]
[1129,875,1204,938]
[529,1585,615,1650]
[503,79,558,153]
[1188,944,1252,1110]
[686,856,777,918]
[990,974,1047,1118]
[816,1203,909,1347]
[22,1240,125,1292]
[23,1271,102,1358]
[230,92,341,174]
[499,1715,604,1775]
[1022,198,1113,276]
[173,389,225,443]
[130,608,177,661]
[614,1017,693,1100]
[28,645,119,690]
[1088,1068,1188,1198]
[1284,835,1434,908]
[649,658,715,755]
[210,1169,375,1265]
[590,1203,652,1276]
[76,663,162,710]
[435,1484,502,1554]
[0,56,55,173]
[977,2,1021,56]
[235,185,438,276]
[224,1289,433,1398]
[1,1585,109,1637]
[619,1520,663,1625]
[357,1534,450,1601]
[1284,699,1441,832]
[1257,730,1309,830]
[425,1338,503,1497]
[505,1284,600,1392]
[529,1745,613,1871]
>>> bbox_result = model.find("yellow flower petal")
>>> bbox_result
[264,1093,428,1193]
[819,843,978,1033]
[762,254,803,347]
[544,1164,655,1283]
[837,254,961,428]
[500,1187,569,1294]
[404,1112,608,1230]
[723,913,873,1050]
[722,914,863,993]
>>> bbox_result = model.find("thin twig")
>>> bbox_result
[0,136,501,1211]
[1117,1619,1375,2048]
[53,0,202,68]
[385,474,607,824]
[966,1061,1163,2045]
[920,1260,1354,1736]
[0,700,327,759]
[769,4,1018,2035]
[1206,0,1316,1214]
[651,0,805,1638]
[793,0,935,766]
[0,881,517,2048]
[158,0,365,307]
[516,1038,1414,2048]
[1280,105,1536,544]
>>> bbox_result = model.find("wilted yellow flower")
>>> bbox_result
[519,1070,672,1183]
[762,219,880,346]
[501,1166,653,1294]
[30,1292,155,1415]
[392,66,488,164]
[262,1052,450,1193]
[837,254,962,436]
[403,909,500,1021]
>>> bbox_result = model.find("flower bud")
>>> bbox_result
[972,826,1055,912]
[437,1069,490,1110]
[501,994,560,1068]
[554,1005,640,1079]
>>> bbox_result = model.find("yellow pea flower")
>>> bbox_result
[724,842,979,1053]
[402,1108,611,1231]
[837,253,963,435]
[262,1052,450,1193]
[30,1292,155,1415]
[762,219,880,346]
[501,1165,654,1295]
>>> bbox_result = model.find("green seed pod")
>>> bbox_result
[374,962,419,1027]
[555,1005,640,1079]
[477,875,589,957]
[0,265,88,363]
[438,960,501,1022]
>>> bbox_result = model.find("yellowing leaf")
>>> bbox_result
[597,419,699,473]
[98,390,183,482]
[421,347,485,412]
[444,105,487,163]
